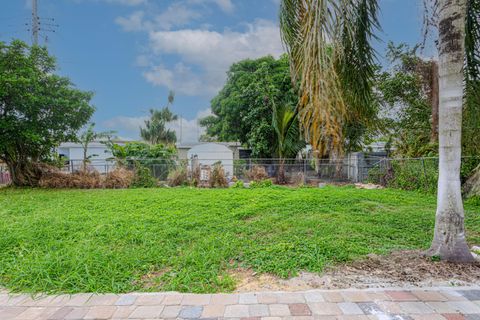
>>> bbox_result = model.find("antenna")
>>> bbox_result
[28,0,59,46]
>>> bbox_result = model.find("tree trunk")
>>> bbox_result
[430,61,439,142]
[428,0,474,262]
[6,158,42,187]
[277,159,287,184]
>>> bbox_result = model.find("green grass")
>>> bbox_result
[0,186,479,294]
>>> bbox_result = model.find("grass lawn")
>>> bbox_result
[0,186,479,294]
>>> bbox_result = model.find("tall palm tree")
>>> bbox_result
[280,0,479,262]
[427,0,475,262]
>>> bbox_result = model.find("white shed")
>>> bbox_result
[187,143,234,177]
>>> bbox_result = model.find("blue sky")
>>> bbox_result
[0,0,431,142]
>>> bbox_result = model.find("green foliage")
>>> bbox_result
[0,40,94,186]
[77,123,115,171]
[279,0,379,156]
[375,43,436,157]
[230,180,245,188]
[131,162,157,188]
[249,179,273,188]
[106,141,177,180]
[464,0,480,172]
[368,159,438,194]
[1,187,479,293]
[200,55,300,157]
[140,91,178,145]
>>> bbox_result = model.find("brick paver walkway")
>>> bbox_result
[1,287,480,319]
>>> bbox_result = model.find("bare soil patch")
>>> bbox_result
[233,250,480,292]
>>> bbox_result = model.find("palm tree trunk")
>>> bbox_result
[428,0,474,262]
[430,61,439,142]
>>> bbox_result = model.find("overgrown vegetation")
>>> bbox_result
[199,55,303,157]
[38,167,133,189]
[1,187,479,294]
[0,40,94,186]
[209,162,228,188]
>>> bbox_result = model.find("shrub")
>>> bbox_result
[39,166,135,189]
[131,162,156,188]
[190,165,201,187]
[39,170,103,189]
[368,159,437,193]
[104,168,134,189]
[167,166,189,187]
[249,179,273,188]
[231,180,245,188]
[246,165,268,182]
[209,162,228,188]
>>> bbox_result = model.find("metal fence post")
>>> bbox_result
[304,159,307,184]
[422,158,428,191]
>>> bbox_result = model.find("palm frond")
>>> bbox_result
[280,0,379,156]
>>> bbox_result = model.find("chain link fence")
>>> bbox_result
[0,164,11,185]
[62,158,355,185]
[2,156,477,190]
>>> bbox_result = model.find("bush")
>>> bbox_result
[167,166,189,187]
[368,159,437,193]
[249,179,273,188]
[39,170,102,189]
[104,168,134,189]
[131,162,157,188]
[231,180,245,188]
[209,162,228,188]
[190,165,201,187]
[246,165,268,182]
[39,166,135,189]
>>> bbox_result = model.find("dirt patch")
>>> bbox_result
[232,250,480,292]
[136,267,172,290]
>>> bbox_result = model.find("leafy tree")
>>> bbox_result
[200,55,300,158]
[0,40,94,186]
[140,91,178,145]
[376,43,438,157]
[279,0,480,262]
[77,123,115,171]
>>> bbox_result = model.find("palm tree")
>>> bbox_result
[426,0,475,262]
[77,123,115,171]
[280,0,479,262]
[272,104,305,184]
[140,91,178,145]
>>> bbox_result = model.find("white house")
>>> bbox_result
[187,143,234,177]
[57,140,130,173]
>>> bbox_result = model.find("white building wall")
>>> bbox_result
[187,143,234,177]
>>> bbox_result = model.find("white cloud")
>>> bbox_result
[143,19,284,95]
[115,11,145,31]
[102,108,211,143]
[115,2,201,32]
[74,0,146,5]
[187,0,234,13]
[104,0,146,5]
[153,3,201,30]
[102,115,148,133]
